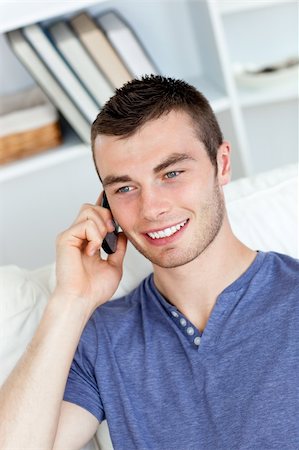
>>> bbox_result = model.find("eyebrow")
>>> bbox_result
[153,152,196,174]
[102,152,196,188]
[102,175,132,188]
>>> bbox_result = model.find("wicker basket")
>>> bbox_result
[0,86,62,164]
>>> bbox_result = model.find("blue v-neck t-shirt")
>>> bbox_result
[64,251,299,449]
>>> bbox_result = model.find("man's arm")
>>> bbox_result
[0,198,127,449]
[0,292,96,449]
[53,401,99,450]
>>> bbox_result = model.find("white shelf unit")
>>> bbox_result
[0,0,297,269]
[219,0,298,174]
[0,0,251,179]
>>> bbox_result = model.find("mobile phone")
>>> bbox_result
[101,192,119,254]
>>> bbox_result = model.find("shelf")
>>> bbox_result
[0,0,104,33]
[217,0,293,15]
[0,131,89,182]
[237,81,298,108]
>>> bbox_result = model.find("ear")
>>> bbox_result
[216,141,231,186]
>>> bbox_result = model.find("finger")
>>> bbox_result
[73,205,114,233]
[107,232,128,269]
[58,219,106,256]
[85,239,100,257]
[83,219,110,256]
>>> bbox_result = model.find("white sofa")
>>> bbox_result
[0,163,297,450]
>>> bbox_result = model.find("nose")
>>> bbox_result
[139,186,171,222]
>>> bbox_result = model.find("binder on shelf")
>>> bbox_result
[48,21,114,108]
[97,11,159,78]
[6,29,91,144]
[23,23,99,124]
[70,13,133,89]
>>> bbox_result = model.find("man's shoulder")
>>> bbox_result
[264,251,299,276]
[260,251,299,298]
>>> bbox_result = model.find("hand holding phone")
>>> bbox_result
[101,192,119,254]
[54,193,127,312]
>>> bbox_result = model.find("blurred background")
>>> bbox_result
[0,0,298,269]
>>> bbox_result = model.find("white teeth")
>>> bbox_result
[164,228,172,237]
[147,220,187,239]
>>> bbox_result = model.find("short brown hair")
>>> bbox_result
[91,75,223,173]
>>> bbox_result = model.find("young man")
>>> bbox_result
[0,76,298,450]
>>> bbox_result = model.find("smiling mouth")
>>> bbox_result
[146,220,188,240]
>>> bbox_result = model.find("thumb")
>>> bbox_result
[107,232,128,269]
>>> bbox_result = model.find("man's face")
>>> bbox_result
[95,110,230,269]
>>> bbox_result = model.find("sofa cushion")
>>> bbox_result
[225,163,297,258]
[0,265,53,385]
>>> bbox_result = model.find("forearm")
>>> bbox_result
[0,293,92,450]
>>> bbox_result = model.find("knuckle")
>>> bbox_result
[84,207,94,217]
[81,202,92,210]
[86,216,104,235]
[87,207,103,221]
[79,203,92,214]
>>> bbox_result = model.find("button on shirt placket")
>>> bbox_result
[170,309,202,347]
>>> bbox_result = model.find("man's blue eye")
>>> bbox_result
[165,171,180,179]
[118,186,131,193]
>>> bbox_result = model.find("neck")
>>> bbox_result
[153,216,257,332]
